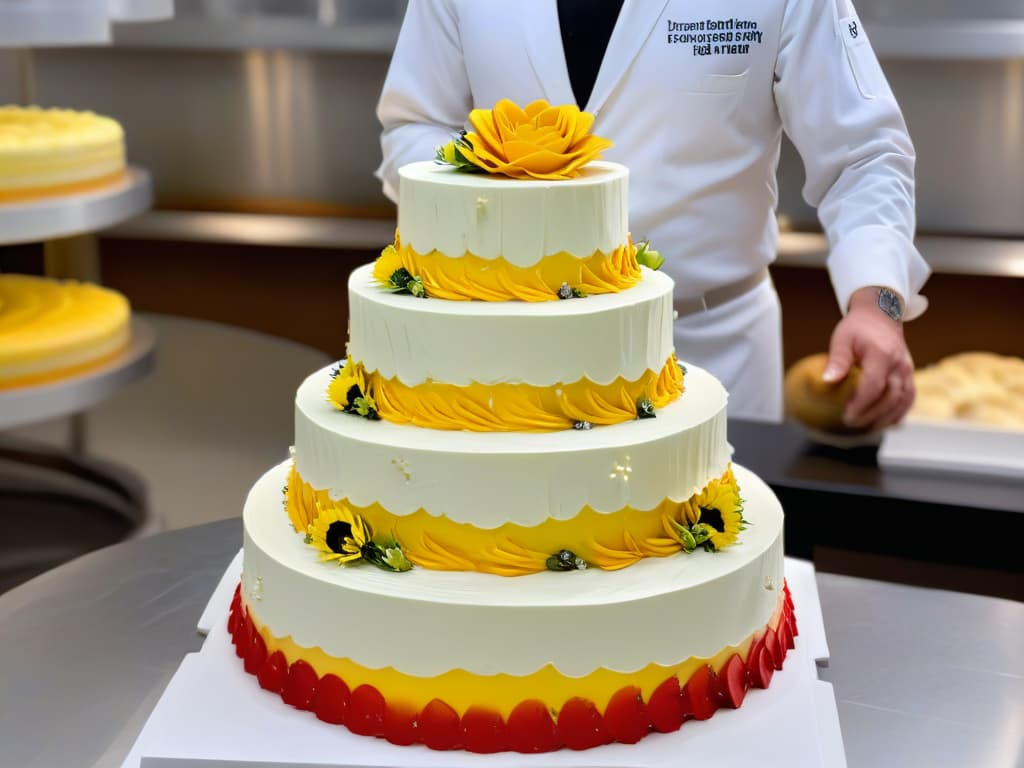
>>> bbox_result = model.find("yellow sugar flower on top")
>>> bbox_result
[307,501,371,564]
[451,99,613,180]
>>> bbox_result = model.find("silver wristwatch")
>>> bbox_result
[877,287,903,322]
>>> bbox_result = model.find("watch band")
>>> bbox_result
[877,287,903,322]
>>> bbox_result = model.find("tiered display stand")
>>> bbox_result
[0,171,158,588]
[0,2,172,590]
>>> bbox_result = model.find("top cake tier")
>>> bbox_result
[386,161,640,301]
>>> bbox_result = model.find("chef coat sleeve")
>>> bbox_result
[774,0,930,319]
[375,0,473,202]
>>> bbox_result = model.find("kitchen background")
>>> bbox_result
[1,0,1021,592]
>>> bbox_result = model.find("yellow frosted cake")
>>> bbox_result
[0,106,125,203]
[0,274,130,389]
[229,100,796,753]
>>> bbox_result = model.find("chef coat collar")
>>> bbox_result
[523,0,670,114]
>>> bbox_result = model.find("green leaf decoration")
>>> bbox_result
[637,399,656,419]
[635,240,664,270]
[434,133,485,173]
[556,282,586,300]
[360,540,413,572]
[387,268,428,299]
[407,275,427,298]
[352,395,380,420]
[690,523,716,550]
[380,545,413,572]
[665,519,697,553]
[388,267,413,291]
[546,548,588,571]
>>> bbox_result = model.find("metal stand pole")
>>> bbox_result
[44,235,102,454]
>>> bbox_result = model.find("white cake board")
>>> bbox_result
[122,555,845,768]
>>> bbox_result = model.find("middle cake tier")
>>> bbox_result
[293,362,730,574]
[342,263,682,431]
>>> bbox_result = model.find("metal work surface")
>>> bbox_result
[0,518,1020,767]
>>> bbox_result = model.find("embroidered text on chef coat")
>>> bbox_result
[665,18,764,56]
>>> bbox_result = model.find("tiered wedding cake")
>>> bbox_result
[229,100,796,753]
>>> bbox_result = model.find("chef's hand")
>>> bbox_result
[823,286,915,431]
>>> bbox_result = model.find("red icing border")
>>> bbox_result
[227,581,798,753]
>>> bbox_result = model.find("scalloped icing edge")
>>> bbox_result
[374,233,641,302]
[285,463,739,575]
[328,355,683,433]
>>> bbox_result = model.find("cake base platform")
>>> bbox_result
[121,552,844,767]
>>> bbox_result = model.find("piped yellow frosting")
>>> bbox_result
[373,231,642,302]
[330,355,683,432]
[285,464,739,575]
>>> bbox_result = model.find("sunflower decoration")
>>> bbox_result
[663,468,749,553]
[306,501,412,572]
[327,358,380,420]
[373,243,426,297]
[307,501,369,564]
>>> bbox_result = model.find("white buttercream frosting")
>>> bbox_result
[294,363,730,526]
[397,161,629,265]
[347,264,675,387]
[243,461,784,677]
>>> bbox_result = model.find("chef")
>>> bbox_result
[375,0,930,427]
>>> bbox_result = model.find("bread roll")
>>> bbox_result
[784,353,864,433]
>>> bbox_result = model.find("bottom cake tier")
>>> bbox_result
[234,461,796,752]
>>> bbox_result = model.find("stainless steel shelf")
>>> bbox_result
[104,210,1024,279]
[104,209,395,250]
[0,317,157,430]
[776,232,1024,279]
[110,16,401,52]
[0,1,171,48]
[870,20,1024,60]
[0,166,153,246]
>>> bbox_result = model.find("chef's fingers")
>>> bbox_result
[868,374,916,432]
[823,328,855,383]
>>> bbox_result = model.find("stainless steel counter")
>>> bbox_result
[0,518,1020,768]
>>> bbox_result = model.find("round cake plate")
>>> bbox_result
[0,316,157,430]
[0,166,152,247]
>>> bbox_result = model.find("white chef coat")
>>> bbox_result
[375,0,930,421]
